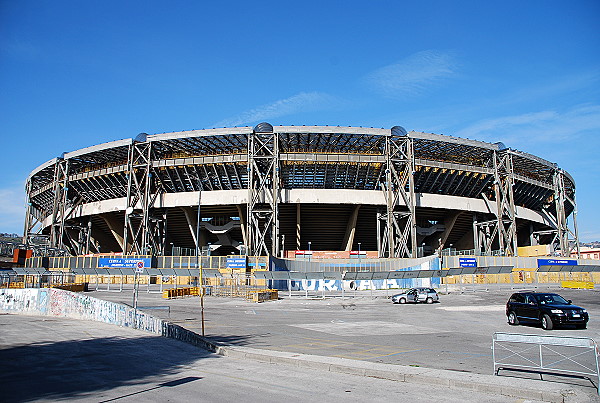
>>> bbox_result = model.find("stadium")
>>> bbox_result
[24,123,578,259]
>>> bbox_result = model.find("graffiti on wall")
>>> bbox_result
[0,288,162,334]
[0,288,215,352]
[0,288,43,313]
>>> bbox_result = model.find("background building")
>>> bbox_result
[24,123,579,258]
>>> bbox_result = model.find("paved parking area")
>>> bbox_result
[1,315,553,402]
[93,287,600,379]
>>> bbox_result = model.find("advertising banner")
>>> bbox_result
[226,257,247,269]
[98,257,152,269]
[459,257,477,268]
[537,258,577,267]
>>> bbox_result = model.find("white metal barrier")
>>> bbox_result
[493,332,600,394]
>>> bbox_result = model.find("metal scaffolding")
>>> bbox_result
[49,158,69,250]
[23,177,43,246]
[553,169,580,257]
[378,128,417,258]
[123,136,166,255]
[493,150,518,256]
[247,123,279,257]
[63,220,94,255]
[473,149,518,257]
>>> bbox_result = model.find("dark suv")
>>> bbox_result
[506,291,589,330]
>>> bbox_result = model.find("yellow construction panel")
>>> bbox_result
[518,245,551,257]
[561,281,594,289]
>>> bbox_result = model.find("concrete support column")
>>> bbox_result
[342,205,361,251]
[296,203,301,250]
[472,214,480,255]
[437,211,461,252]
[101,214,127,252]
[180,206,198,246]
[529,223,537,246]
[236,204,247,248]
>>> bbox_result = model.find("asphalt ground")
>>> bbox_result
[0,314,554,403]
[91,286,600,389]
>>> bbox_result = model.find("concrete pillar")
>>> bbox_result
[342,205,361,251]
[472,214,479,255]
[180,207,198,246]
[296,203,301,250]
[236,204,247,247]
[438,211,461,252]
[529,223,538,246]
[101,214,126,252]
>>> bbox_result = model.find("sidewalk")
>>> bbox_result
[204,338,596,403]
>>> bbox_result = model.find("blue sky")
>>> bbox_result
[1,0,599,240]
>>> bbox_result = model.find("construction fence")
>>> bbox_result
[4,254,599,298]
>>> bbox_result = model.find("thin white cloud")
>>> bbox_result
[364,50,458,98]
[507,71,600,105]
[579,230,600,243]
[211,92,342,128]
[0,183,26,236]
[455,104,600,148]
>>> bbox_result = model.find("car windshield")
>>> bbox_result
[534,294,569,305]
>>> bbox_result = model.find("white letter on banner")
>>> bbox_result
[321,280,337,291]
[301,279,315,291]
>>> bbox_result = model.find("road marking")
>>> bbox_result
[279,341,348,349]
[290,321,437,336]
[436,305,505,311]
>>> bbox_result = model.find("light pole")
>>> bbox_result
[195,176,205,337]
[358,242,362,268]
[308,241,311,263]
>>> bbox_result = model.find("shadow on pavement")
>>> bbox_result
[0,335,220,402]
[207,333,265,346]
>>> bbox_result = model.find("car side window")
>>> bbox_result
[525,295,536,305]
[512,294,525,303]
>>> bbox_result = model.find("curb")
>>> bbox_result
[182,332,592,403]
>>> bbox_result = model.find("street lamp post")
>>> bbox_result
[358,242,362,269]
[308,241,311,263]
[195,176,205,337]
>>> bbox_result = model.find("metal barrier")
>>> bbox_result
[248,289,279,303]
[0,240,68,258]
[26,254,268,271]
[493,332,600,394]
[162,287,201,299]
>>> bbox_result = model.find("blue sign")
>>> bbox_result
[226,257,247,269]
[98,257,152,269]
[537,259,577,267]
[459,258,477,268]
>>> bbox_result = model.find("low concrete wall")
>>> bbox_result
[0,288,162,334]
[0,288,220,354]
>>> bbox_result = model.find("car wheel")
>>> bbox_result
[508,311,519,326]
[541,314,554,330]
[426,297,433,304]
[576,324,587,330]
[399,298,406,304]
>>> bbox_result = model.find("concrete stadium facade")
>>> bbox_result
[24,123,579,258]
